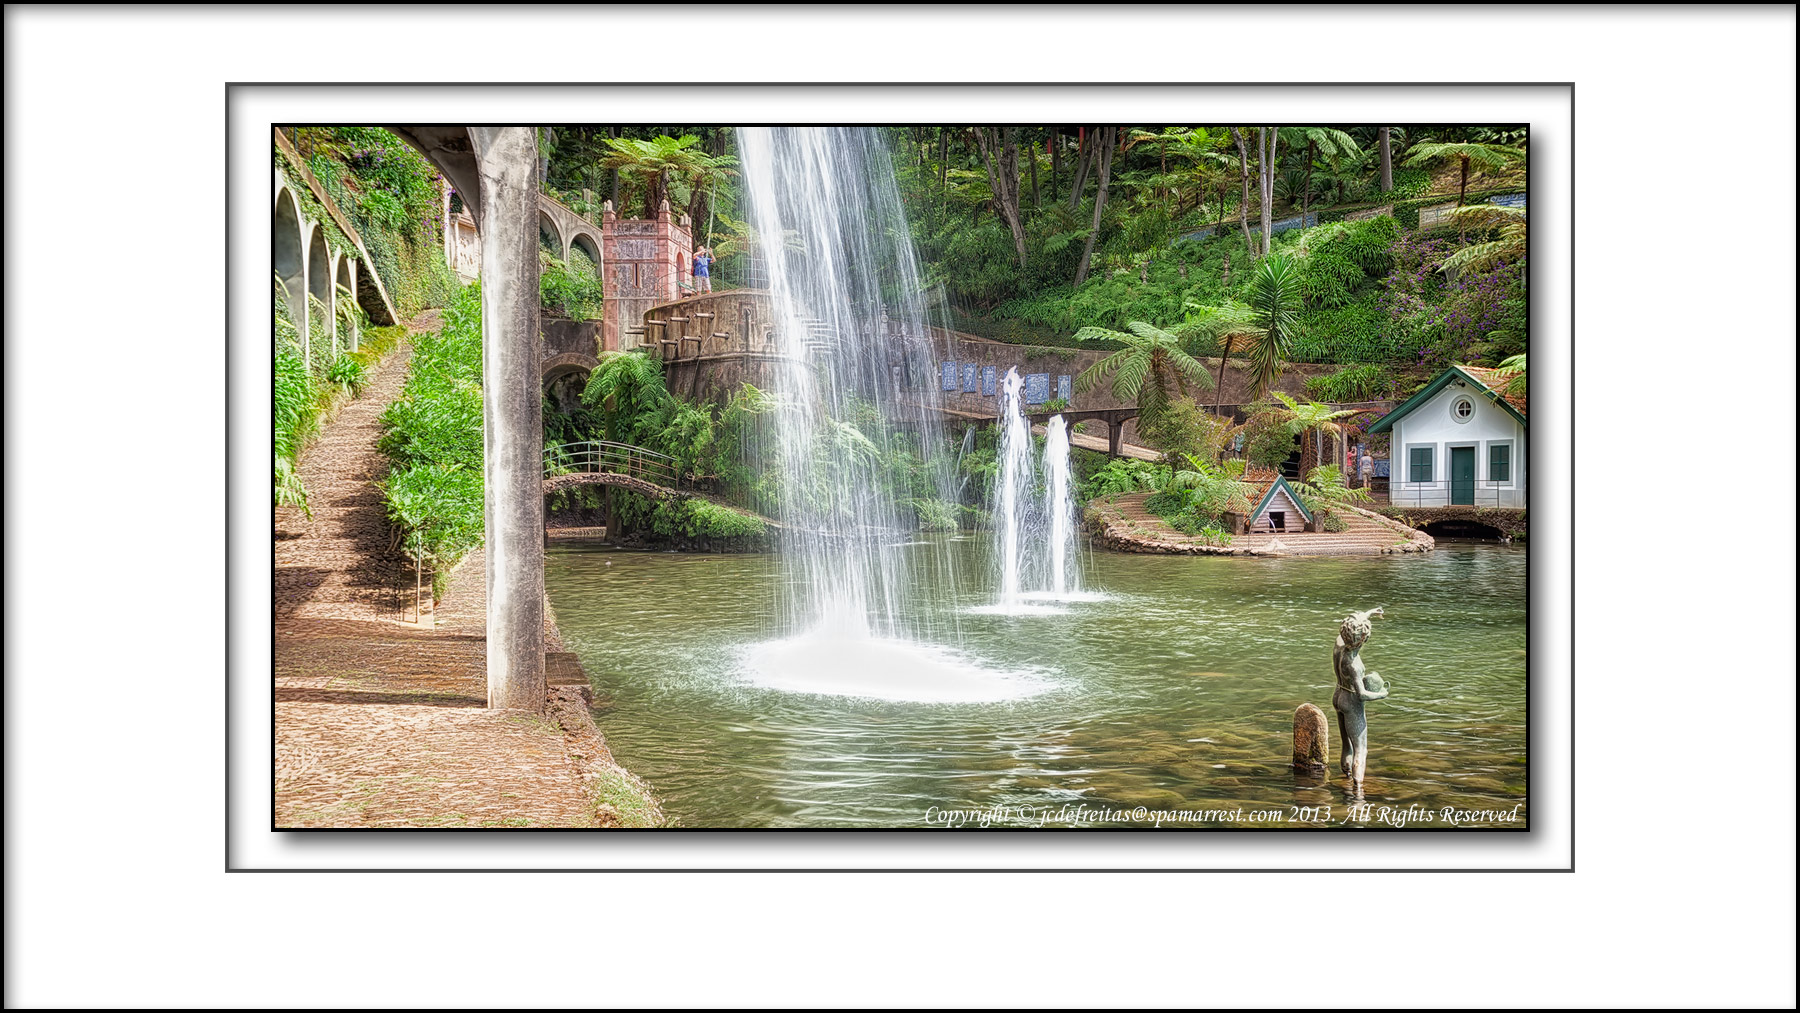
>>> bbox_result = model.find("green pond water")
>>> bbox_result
[546,538,1529,829]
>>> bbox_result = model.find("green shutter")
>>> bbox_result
[1409,447,1433,483]
[1490,444,1510,482]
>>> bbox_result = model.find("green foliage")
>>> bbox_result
[274,347,318,512]
[378,284,485,584]
[647,498,767,541]
[382,462,484,571]
[1292,463,1372,530]
[1078,457,1165,501]
[539,250,605,320]
[1296,216,1401,309]
[1305,363,1396,403]
[282,129,461,320]
[1290,302,1399,364]
[1072,320,1213,427]
[325,354,368,398]
[1137,399,1228,462]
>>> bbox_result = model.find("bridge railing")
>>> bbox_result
[543,441,683,489]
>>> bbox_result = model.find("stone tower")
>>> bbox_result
[600,199,694,352]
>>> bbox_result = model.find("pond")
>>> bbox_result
[545,538,1528,829]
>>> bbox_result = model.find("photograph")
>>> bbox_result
[8,7,1795,1009]
[272,121,1531,831]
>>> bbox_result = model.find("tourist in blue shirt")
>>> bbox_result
[692,246,714,294]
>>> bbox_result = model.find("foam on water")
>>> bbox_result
[741,634,1049,703]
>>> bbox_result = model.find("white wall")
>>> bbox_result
[1391,377,1526,507]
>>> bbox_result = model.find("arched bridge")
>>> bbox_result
[543,441,687,500]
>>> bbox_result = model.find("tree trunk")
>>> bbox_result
[1073,126,1116,287]
[1214,335,1235,413]
[1029,138,1039,211]
[1458,154,1470,206]
[1230,128,1255,262]
[608,127,621,206]
[1378,127,1393,192]
[1050,131,1060,204]
[976,127,1028,268]
[938,127,948,230]
[1302,138,1315,232]
[1259,128,1274,256]
[1069,129,1095,213]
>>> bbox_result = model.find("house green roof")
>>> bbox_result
[1365,364,1529,434]
[1249,474,1312,525]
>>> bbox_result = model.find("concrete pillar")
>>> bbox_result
[471,127,545,712]
[1108,420,1123,457]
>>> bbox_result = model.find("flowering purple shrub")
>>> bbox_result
[1378,229,1525,371]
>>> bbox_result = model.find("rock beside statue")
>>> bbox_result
[1292,702,1329,771]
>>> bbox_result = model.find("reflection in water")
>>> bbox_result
[546,541,1528,828]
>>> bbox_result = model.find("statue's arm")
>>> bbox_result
[1359,672,1390,701]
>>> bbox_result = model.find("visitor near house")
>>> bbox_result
[692,246,715,293]
[1359,449,1374,489]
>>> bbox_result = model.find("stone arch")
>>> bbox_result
[542,351,600,416]
[538,209,563,259]
[335,256,357,350]
[274,187,305,342]
[568,231,601,279]
[305,222,333,360]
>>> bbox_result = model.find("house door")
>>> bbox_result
[1450,446,1476,505]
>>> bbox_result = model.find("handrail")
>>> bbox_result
[543,440,683,488]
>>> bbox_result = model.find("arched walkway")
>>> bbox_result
[539,210,563,258]
[335,256,357,350]
[306,222,333,363]
[274,188,305,341]
[568,231,602,277]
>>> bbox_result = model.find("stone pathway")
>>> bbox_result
[274,312,634,828]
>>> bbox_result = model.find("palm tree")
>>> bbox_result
[1181,252,1303,408]
[1280,127,1362,227]
[1072,320,1214,429]
[1272,392,1359,476]
[1493,352,1526,397]
[1439,203,1527,275]
[599,134,711,218]
[1402,141,1526,206]
[1293,463,1373,528]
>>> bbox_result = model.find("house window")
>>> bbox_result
[1451,395,1475,423]
[1409,446,1433,484]
[1490,443,1511,482]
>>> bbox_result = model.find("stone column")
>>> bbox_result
[471,127,545,712]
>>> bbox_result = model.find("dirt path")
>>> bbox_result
[274,311,654,828]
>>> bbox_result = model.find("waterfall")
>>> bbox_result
[1044,415,1079,597]
[735,127,1042,702]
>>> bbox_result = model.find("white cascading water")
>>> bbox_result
[735,126,1043,702]
[995,368,1034,611]
[1044,415,1078,597]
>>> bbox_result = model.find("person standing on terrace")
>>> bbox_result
[692,246,715,294]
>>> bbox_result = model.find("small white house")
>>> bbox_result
[1366,364,1526,508]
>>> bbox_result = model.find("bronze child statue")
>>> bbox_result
[1332,607,1391,788]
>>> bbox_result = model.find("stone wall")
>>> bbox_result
[601,203,693,352]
